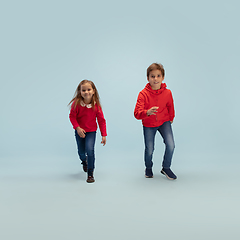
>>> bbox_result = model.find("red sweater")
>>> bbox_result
[69,101,107,136]
[134,83,175,127]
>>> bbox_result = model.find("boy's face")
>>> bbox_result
[147,69,164,90]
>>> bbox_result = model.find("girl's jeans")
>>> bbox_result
[75,130,96,170]
[143,121,175,169]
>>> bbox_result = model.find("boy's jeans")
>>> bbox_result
[143,121,175,169]
[75,131,96,170]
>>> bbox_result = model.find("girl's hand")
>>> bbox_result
[76,127,86,138]
[170,121,173,124]
[147,106,159,116]
[101,136,106,146]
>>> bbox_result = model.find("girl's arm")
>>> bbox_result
[96,106,107,138]
[101,136,106,146]
[69,103,81,129]
[76,126,86,138]
[69,103,87,132]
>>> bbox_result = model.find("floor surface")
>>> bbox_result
[1,155,239,240]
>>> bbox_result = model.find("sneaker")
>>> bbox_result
[145,168,153,178]
[81,161,87,172]
[161,168,177,180]
[86,176,95,183]
[86,169,94,183]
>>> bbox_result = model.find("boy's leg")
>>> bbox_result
[143,126,158,169]
[158,121,175,169]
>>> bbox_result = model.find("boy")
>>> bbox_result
[134,63,177,180]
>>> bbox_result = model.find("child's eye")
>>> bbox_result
[158,75,161,77]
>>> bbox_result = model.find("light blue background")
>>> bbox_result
[1,0,240,239]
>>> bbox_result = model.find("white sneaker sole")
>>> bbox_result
[161,170,176,180]
[145,175,153,178]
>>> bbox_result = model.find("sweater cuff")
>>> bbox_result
[144,110,149,118]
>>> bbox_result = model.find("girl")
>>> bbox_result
[69,80,107,183]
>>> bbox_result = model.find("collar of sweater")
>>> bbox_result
[80,101,92,108]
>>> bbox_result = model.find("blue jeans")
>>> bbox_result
[75,131,96,170]
[143,121,175,169]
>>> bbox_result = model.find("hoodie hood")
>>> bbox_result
[145,83,167,95]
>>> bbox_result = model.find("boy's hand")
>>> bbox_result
[76,127,86,138]
[101,136,106,146]
[147,106,159,116]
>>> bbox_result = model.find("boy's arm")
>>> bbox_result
[167,91,175,122]
[134,93,148,120]
[147,107,159,116]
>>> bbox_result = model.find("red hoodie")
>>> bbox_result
[134,83,175,127]
[69,101,107,136]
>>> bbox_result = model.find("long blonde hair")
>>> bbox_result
[68,80,101,110]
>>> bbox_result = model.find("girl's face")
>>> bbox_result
[80,83,95,103]
[147,69,164,90]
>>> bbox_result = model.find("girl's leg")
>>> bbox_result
[158,121,175,169]
[84,131,96,174]
[143,126,158,169]
[75,130,87,162]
